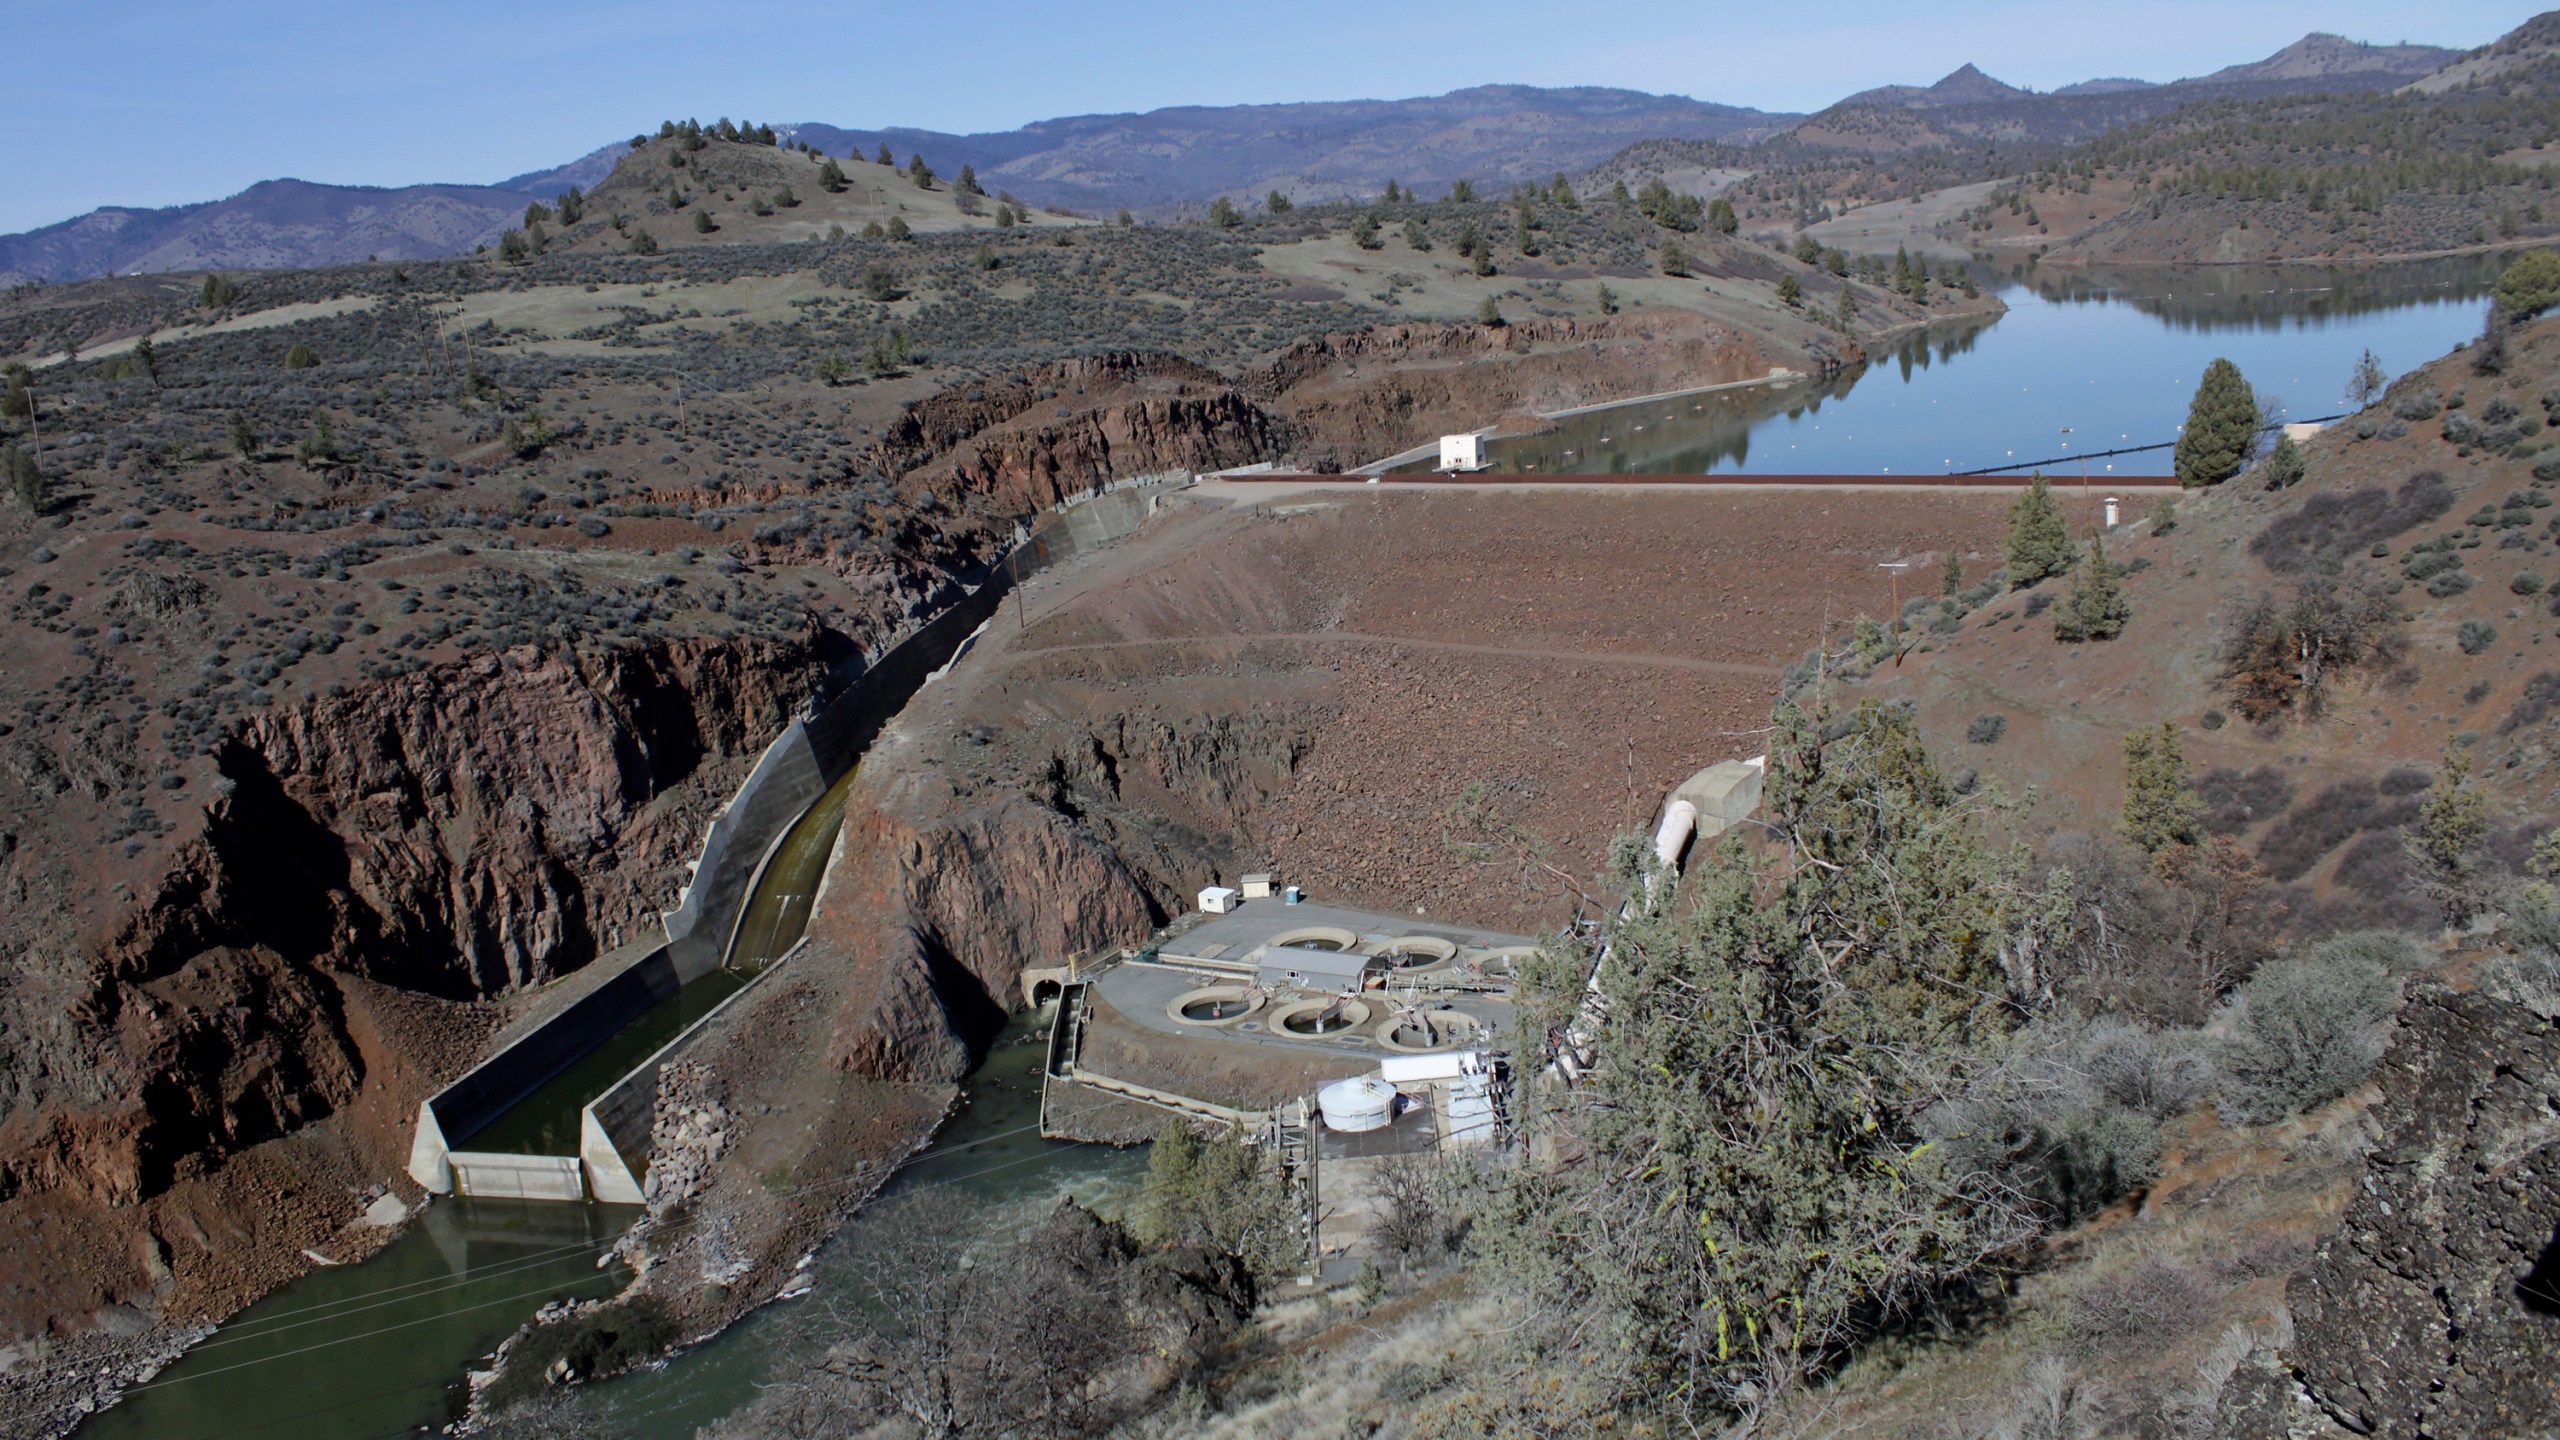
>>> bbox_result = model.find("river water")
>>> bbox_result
[1420,257,2500,478]
[65,256,2507,1440]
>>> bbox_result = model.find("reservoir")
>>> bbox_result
[68,255,2503,1439]
[1423,257,2500,478]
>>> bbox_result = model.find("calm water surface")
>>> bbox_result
[1439,257,2500,478]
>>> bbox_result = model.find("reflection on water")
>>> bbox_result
[1414,259,2496,478]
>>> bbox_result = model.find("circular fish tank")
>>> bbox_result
[1166,986,1263,1027]
[1376,1009,1485,1053]
[1268,997,1373,1037]
[1268,925,1359,953]
[1378,936,1457,972]
[1466,945,1539,980]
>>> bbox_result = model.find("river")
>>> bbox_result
[1415,256,2500,478]
[65,255,2505,1440]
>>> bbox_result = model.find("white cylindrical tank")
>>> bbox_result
[1317,1076,1397,1133]
[1652,799,1699,880]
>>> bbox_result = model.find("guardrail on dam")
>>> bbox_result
[409,477,1178,1201]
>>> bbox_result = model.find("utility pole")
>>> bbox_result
[1880,561,1912,665]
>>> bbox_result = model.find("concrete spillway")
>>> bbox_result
[408,479,1177,1204]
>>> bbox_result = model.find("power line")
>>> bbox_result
[58,1124,1110,1421]
[1953,413,2349,476]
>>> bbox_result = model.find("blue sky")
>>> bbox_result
[0,1,2536,233]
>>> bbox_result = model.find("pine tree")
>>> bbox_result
[817,159,846,193]
[2119,722,2205,853]
[907,154,934,188]
[200,273,238,309]
[2054,528,2129,642]
[2258,432,2305,491]
[2173,358,2257,488]
[1939,550,1963,597]
[2002,474,2076,588]
[1449,179,1476,204]
[2346,348,2388,408]
[1382,179,1402,204]
[1660,240,1689,277]
[3,445,45,514]
[132,335,159,385]
[1477,296,1503,327]
[1265,189,1292,215]
[2412,744,2488,923]
[227,412,258,460]
[283,342,318,369]
[956,163,982,195]
[886,215,911,241]
[692,210,715,234]
[1596,282,1617,315]
[1777,273,1802,306]
[875,143,894,165]
[1207,196,1241,229]
[1707,196,1738,234]
[1402,219,1431,251]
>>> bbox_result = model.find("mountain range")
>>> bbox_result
[0,31,2471,284]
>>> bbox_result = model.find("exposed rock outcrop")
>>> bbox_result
[2287,984,2560,1437]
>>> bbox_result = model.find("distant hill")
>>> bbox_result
[1833,64,2036,111]
[1780,32,2461,156]
[0,144,624,286]
[782,85,1797,215]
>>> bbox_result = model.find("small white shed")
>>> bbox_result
[1198,885,1242,915]
[1438,434,1485,472]
[1240,871,1278,899]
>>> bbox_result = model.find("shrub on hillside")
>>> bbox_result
[2459,619,2499,654]
[2213,932,2411,1126]
[2198,764,2294,836]
[2255,778,2418,882]
[1967,713,2007,745]
[2248,470,2453,574]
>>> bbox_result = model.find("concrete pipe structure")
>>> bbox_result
[1377,936,1458,973]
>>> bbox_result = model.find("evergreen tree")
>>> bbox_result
[1707,196,1738,234]
[227,412,258,460]
[1448,178,1476,204]
[1207,196,1241,229]
[995,204,1016,230]
[522,201,552,229]
[555,186,584,225]
[627,228,659,255]
[875,143,894,165]
[1477,296,1504,327]
[1485,699,2059,1422]
[200,273,237,309]
[2258,432,2306,490]
[817,159,846,192]
[1609,178,1631,203]
[2173,358,2257,487]
[907,154,934,188]
[2054,528,2130,642]
[1550,173,1577,209]
[2119,722,2205,853]
[885,215,911,241]
[1402,219,1431,251]
[1351,213,1382,250]
[1,370,30,420]
[283,342,318,369]
[692,210,716,234]
[2493,248,2560,317]
[1382,179,1401,204]
[1596,282,1617,315]
[2412,744,2488,924]
[1793,232,1822,265]
[1939,549,1963,597]
[1265,189,1292,215]
[956,163,982,195]
[2002,474,2075,587]
[1659,240,1689,277]
[1835,284,1857,328]
[1777,273,1802,306]
[3,445,45,514]
[131,335,158,385]
[1115,208,1134,227]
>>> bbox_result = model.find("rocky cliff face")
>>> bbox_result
[2286,983,2560,1437]
[2,635,834,1217]
[879,352,1282,511]
[816,705,1316,1083]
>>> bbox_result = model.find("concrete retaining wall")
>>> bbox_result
[411,478,1175,1203]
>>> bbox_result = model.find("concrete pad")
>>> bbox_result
[361,1193,411,1227]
